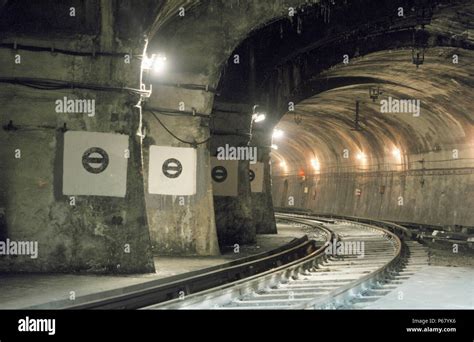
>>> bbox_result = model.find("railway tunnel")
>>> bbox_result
[0,0,473,320]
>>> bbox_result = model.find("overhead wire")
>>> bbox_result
[0,77,148,97]
[147,110,210,148]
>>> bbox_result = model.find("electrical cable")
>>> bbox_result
[148,110,210,147]
[153,81,217,93]
[0,42,130,57]
[0,77,148,96]
[144,105,209,118]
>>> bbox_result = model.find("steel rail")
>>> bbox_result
[145,216,334,309]
[276,213,404,309]
[63,224,329,310]
[147,213,406,310]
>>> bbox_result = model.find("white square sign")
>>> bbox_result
[63,131,129,197]
[148,146,197,196]
[211,157,238,197]
[250,162,264,193]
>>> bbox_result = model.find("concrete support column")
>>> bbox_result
[210,103,256,249]
[251,131,277,234]
[142,77,220,256]
[0,35,154,273]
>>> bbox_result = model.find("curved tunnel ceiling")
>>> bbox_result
[272,47,474,176]
[202,0,474,178]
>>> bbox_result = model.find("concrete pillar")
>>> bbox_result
[142,77,220,256]
[0,31,154,273]
[251,131,278,234]
[210,103,256,248]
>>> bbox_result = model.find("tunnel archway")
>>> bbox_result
[214,0,474,229]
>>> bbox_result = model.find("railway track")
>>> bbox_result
[64,217,326,310]
[62,211,425,310]
[145,213,415,310]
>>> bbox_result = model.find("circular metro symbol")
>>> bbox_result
[249,169,255,182]
[162,158,183,178]
[82,147,109,174]
[212,166,227,183]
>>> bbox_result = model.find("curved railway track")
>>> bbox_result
[145,213,423,310]
[62,211,427,310]
[64,218,324,310]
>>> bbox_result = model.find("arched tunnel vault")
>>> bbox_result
[272,47,474,226]
[214,0,474,235]
[145,0,474,252]
[142,0,316,254]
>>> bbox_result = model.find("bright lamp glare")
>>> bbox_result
[392,148,401,158]
[152,54,167,74]
[271,144,278,150]
[142,55,154,70]
[253,113,266,123]
[311,158,320,171]
[356,152,366,161]
[273,129,284,139]
[280,161,287,169]
[142,53,167,74]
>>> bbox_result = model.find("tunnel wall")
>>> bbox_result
[0,55,155,273]
[0,1,156,273]
[273,147,474,228]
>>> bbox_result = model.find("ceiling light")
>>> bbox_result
[252,105,266,123]
[392,148,401,158]
[272,129,284,139]
[252,113,266,122]
[142,53,167,74]
[311,158,320,171]
[152,54,167,74]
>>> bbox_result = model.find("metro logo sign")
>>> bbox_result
[211,158,238,197]
[148,146,197,196]
[62,131,129,198]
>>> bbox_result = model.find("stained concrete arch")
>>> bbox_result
[142,0,318,254]
[214,0,473,228]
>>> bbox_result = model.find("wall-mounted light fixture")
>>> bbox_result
[252,105,266,123]
[272,129,284,139]
[311,158,321,173]
[142,53,167,74]
[369,86,382,102]
[392,147,401,158]
[356,152,367,161]
[294,113,302,125]
[412,47,424,68]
